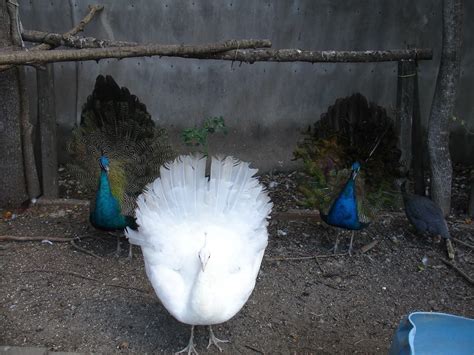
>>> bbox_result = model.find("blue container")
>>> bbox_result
[389,312,474,355]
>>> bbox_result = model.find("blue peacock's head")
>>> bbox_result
[99,155,110,172]
[351,161,361,180]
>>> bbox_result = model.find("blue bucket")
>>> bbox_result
[389,312,474,355]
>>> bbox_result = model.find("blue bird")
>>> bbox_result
[90,155,137,256]
[67,75,174,257]
[320,162,370,255]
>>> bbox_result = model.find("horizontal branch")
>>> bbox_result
[203,48,433,63]
[21,29,433,64]
[0,39,272,65]
[0,4,103,71]
[23,29,138,49]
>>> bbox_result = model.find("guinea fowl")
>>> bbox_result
[126,155,272,354]
[320,162,369,255]
[400,181,454,259]
[68,74,173,256]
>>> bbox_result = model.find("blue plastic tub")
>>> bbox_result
[389,312,474,355]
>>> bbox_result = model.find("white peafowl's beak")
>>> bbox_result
[200,256,209,272]
[198,246,211,272]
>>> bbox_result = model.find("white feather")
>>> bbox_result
[126,154,272,325]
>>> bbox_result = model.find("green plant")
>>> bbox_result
[182,116,227,155]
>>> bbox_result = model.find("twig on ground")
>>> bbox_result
[35,197,89,206]
[452,237,474,250]
[440,259,474,285]
[0,235,73,242]
[265,253,347,262]
[22,269,149,293]
[244,345,265,354]
[359,240,379,254]
[70,239,101,258]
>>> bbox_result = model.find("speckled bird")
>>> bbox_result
[400,180,454,259]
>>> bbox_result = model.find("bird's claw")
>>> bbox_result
[175,341,198,355]
[207,326,229,352]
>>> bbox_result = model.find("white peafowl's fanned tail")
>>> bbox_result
[126,154,272,326]
[126,155,272,247]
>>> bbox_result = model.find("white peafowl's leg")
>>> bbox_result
[348,230,355,256]
[207,325,229,352]
[176,325,198,355]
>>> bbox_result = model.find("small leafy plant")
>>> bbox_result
[182,116,227,155]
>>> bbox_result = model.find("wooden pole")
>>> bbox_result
[427,0,463,215]
[469,168,474,218]
[396,60,416,175]
[412,63,425,195]
[37,64,58,197]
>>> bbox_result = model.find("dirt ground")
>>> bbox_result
[1,168,473,354]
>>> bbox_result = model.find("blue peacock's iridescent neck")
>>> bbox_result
[90,169,129,231]
[324,176,364,230]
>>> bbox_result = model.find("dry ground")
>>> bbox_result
[1,170,473,354]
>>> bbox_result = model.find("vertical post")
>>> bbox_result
[37,64,58,197]
[396,60,416,176]
[469,168,474,218]
[411,62,425,195]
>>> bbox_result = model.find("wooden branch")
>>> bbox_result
[265,253,347,262]
[16,30,434,64]
[22,29,139,49]
[0,235,73,242]
[440,258,474,285]
[70,239,101,258]
[0,39,274,66]
[22,269,149,293]
[273,209,321,222]
[7,1,41,199]
[35,197,89,206]
[0,5,103,72]
[37,64,59,197]
[201,48,433,63]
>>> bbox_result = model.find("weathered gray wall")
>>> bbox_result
[19,0,474,171]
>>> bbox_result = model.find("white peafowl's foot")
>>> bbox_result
[176,325,198,355]
[207,325,229,352]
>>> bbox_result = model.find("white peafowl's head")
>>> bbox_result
[198,233,211,272]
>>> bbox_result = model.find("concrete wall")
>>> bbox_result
[19,0,474,171]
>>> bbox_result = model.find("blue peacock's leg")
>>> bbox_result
[116,234,121,256]
[331,231,341,254]
[127,243,133,260]
[348,230,355,256]
[176,325,198,355]
[207,325,229,351]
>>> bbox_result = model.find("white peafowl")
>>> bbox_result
[126,155,272,354]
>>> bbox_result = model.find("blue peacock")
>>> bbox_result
[320,161,370,255]
[68,75,174,256]
[89,155,138,253]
